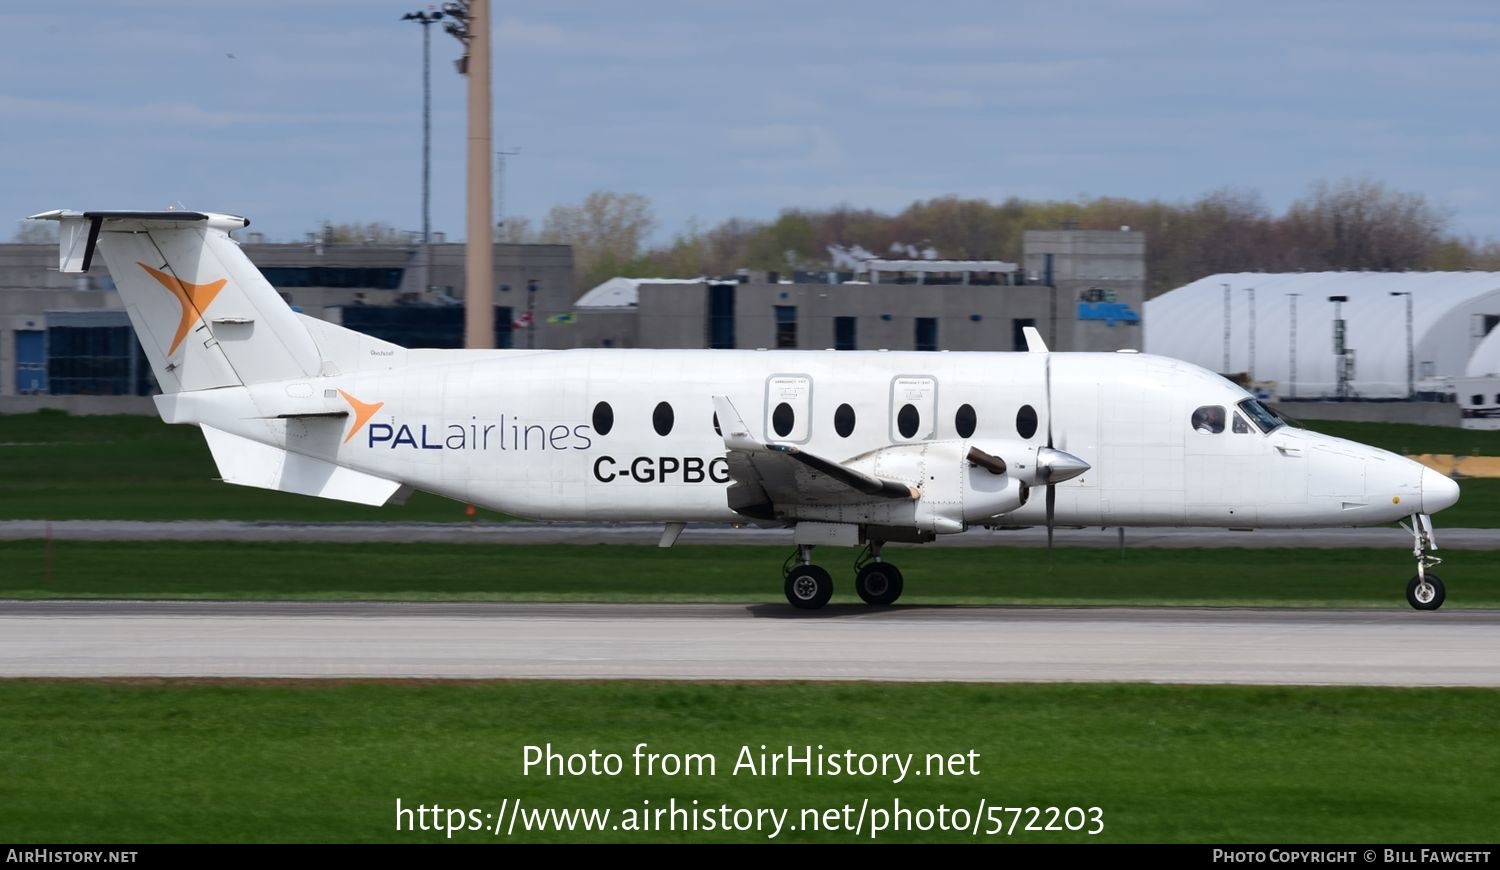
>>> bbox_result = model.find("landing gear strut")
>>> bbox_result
[853,541,904,606]
[1401,513,1446,611]
[783,544,833,609]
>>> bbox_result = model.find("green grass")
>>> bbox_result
[0,681,1494,843]
[2,411,1498,525]
[4,541,1498,608]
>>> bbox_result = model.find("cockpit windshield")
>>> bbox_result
[1237,398,1285,434]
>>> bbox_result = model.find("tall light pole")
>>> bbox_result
[443,0,494,350]
[401,9,442,247]
[1286,293,1300,400]
[1329,295,1349,400]
[1391,291,1414,400]
[1221,282,1232,373]
[1245,286,1256,383]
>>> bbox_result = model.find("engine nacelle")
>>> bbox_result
[792,439,1033,534]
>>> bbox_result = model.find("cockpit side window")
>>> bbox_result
[1191,405,1225,434]
[1232,412,1251,434]
[1237,398,1285,434]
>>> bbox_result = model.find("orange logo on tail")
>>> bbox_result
[339,390,386,444]
[138,262,228,355]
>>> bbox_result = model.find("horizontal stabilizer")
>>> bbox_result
[200,425,405,507]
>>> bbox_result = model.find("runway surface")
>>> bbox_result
[3,520,1499,549]
[3,600,1497,686]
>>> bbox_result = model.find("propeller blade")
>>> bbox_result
[1046,483,1055,552]
[1044,354,1054,449]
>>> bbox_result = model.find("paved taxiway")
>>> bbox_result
[3,601,1496,686]
[3,520,1499,549]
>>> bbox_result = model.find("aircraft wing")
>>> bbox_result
[711,396,917,519]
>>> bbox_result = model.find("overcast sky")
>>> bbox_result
[3,1,1498,245]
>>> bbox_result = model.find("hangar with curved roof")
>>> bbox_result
[1144,272,1500,399]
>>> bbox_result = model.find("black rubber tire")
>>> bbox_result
[784,565,834,610]
[855,562,904,606]
[1406,574,1446,611]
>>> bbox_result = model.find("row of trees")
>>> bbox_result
[532,178,1500,296]
[17,178,1494,296]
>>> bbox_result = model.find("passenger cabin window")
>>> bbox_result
[834,403,856,437]
[955,403,977,438]
[1015,404,1038,440]
[1232,413,1251,434]
[592,401,614,436]
[772,402,795,438]
[897,404,921,439]
[653,401,674,436]
[1191,405,1225,434]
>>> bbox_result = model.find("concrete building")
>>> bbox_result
[573,230,1147,354]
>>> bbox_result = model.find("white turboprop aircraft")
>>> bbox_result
[30,209,1462,610]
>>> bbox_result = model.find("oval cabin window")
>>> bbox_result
[1015,404,1038,439]
[897,403,920,439]
[834,403,856,438]
[955,403,977,438]
[653,401,674,436]
[772,402,795,438]
[592,401,613,436]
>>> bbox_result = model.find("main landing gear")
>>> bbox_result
[1401,513,1446,611]
[782,542,904,609]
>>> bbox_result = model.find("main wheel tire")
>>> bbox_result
[785,565,834,610]
[855,562,904,606]
[1406,574,1446,611]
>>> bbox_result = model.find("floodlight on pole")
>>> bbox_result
[1285,293,1300,400]
[401,8,443,247]
[1329,295,1350,399]
[1221,282,1232,373]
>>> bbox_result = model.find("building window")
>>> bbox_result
[775,306,798,348]
[707,283,736,349]
[834,317,857,351]
[45,325,150,396]
[915,317,938,351]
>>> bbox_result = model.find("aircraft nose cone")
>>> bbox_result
[1038,447,1090,484]
[1421,466,1460,514]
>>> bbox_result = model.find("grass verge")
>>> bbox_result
[3,541,1498,608]
[0,680,1495,843]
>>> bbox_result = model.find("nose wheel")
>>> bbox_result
[1401,513,1446,611]
[1406,574,1446,611]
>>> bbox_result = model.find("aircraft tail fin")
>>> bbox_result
[28,209,326,393]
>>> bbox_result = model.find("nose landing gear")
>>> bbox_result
[1401,513,1446,611]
